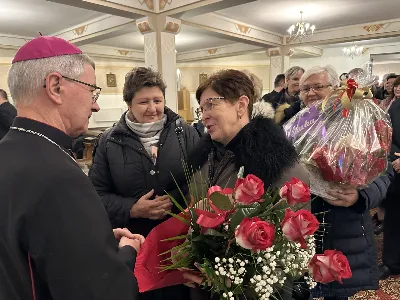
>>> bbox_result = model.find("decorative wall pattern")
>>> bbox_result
[161,33,175,54]
[206,48,219,55]
[159,0,172,11]
[271,56,281,69]
[235,24,252,34]
[164,21,180,34]
[138,0,154,10]
[137,21,152,34]
[362,23,386,33]
[144,34,157,62]
[116,50,132,56]
[73,25,88,36]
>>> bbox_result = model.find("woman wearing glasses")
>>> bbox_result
[187,69,309,300]
[284,66,391,300]
[89,67,200,300]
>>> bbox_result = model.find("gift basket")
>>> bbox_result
[284,68,392,199]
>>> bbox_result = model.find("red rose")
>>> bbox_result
[281,209,319,248]
[374,120,392,152]
[309,250,352,284]
[279,177,311,206]
[235,217,275,252]
[234,174,264,205]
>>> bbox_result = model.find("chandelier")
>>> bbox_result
[342,45,364,59]
[287,11,315,41]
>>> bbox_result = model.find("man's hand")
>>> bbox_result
[130,190,172,219]
[113,228,136,240]
[118,236,143,252]
[325,186,359,207]
[113,228,145,243]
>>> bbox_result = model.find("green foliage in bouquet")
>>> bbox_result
[160,165,321,299]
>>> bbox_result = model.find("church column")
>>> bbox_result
[268,46,293,91]
[136,16,181,112]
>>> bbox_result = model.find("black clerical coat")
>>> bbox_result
[0,117,138,300]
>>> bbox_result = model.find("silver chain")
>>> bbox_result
[10,126,77,163]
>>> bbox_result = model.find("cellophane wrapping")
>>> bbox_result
[284,87,392,200]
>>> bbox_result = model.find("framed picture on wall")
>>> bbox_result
[106,73,117,87]
[199,73,208,85]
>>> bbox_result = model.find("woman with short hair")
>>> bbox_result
[89,66,200,300]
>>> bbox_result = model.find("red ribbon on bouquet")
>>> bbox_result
[194,187,233,229]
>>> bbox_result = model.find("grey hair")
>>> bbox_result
[300,65,340,88]
[8,54,95,105]
[241,69,263,102]
[285,66,305,80]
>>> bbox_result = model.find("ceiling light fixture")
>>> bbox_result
[343,44,364,59]
[287,11,315,42]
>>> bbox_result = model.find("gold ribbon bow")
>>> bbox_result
[322,79,373,115]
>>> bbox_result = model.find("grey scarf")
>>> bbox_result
[125,111,167,157]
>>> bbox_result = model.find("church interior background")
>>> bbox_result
[1,0,400,298]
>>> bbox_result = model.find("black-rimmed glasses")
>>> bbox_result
[62,76,102,103]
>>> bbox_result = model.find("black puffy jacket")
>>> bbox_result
[89,107,201,237]
[311,165,393,298]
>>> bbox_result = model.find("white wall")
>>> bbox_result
[290,43,400,78]
[289,47,369,75]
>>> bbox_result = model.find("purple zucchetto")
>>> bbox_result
[12,36,82,64]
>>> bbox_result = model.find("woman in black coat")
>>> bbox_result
[89,67,200,300]
[380,76,400,279]
[310,169,392,300]
[288,65,393,300]
[186,70,310,300]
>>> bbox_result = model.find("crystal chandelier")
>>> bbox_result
[342,45,364,59]
[287,11,315,41]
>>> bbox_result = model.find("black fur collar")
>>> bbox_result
[188,116,298,187]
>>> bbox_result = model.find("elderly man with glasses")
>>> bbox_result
[287,66,392,300]
[0,36,145,300]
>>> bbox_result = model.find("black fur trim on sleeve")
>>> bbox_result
[227,116,299,187]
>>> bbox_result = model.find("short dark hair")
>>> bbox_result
[387,74,398,81]
[0,89,7,100]
[274,74,285,88]
[123,67,166,105]
[389,75,400,98]
[196,69,255,118]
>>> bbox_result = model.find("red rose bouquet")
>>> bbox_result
[134,170,351,299]
[284,76,392,199]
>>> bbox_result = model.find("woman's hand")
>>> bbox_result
[130,190,172,219]
[392,155,400,173]
[324,186,359,207]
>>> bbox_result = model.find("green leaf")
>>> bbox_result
[169,173,190,209]
[161,234,188,242]
[210,192,233,210]
[159,241,189,256]
[230,205,261,230]
[165,211,190,225]
[204,228,225,237]
[165,191,188,217]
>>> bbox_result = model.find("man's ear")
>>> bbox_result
[45,72,63,105]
